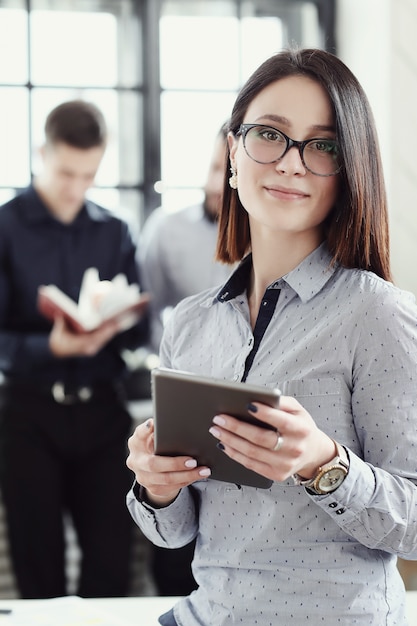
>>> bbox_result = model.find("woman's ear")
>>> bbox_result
[227,131,238,167]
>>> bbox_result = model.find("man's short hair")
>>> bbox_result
[44,100,107,149]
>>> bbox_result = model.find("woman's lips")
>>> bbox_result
[264,185,309,200]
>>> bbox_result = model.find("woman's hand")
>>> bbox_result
[208,395,336,483]
[126,419,211,507]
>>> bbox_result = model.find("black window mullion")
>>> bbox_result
[141,0,161,221]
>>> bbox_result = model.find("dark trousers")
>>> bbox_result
[0,383,134,599]
[152,541,197,596]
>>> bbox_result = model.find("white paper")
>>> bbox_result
[9,595,133,626]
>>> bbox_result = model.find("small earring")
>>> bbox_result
[229,166,238,190]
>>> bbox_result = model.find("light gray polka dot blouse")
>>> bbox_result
[127,244,417,625]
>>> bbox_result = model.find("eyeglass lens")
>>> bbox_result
[243,125,340,176]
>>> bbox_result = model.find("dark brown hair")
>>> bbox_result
[216,48,391,282]
[44,100,107,149]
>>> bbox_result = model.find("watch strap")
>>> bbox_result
[292,440,349,490]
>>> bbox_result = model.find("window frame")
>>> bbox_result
[0,0,336,224]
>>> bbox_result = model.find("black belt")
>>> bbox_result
[51,382,95,404]
[1,379,121,405]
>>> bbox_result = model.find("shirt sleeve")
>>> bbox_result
[107,219,150,352]
[0,329,52,375]
[126,310,199,547]
[126,481,199,548]
[0,229,53,374]
[138,210,173,353]
[308,286,417,559]
[308,449,417,558]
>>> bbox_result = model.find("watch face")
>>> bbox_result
[317,468,347,493]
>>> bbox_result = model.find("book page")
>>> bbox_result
[37,268,149,333]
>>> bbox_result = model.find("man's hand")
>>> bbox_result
[49,315,120,357]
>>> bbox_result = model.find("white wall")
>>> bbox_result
[337,0,417,296]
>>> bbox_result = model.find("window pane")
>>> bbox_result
[0,189,18,204]
[240,16,283,81]
[160,15,240,90]
[160,9,283,90]
[116,6,143,88]
[298,2,321,48]
[160,91,235,189]
[0,88,30,187]
[118,92,143,186]
[30,10,118,86]
[0,7,28,84]
[30,0,142,88]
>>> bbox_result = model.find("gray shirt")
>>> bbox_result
[127,244,417,625]
[138,204,232,352]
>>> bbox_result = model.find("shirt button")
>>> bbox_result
[233,373,240,381]
[328,502,338,508]
[336,508,346,515]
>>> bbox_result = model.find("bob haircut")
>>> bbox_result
[44,100,107,150]
[216,48,391,282]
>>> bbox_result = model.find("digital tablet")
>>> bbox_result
[152,368,281,489]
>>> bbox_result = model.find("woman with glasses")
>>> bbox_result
[126,48,417,625]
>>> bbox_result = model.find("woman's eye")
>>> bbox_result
[261,130,282,142]
[311,140,337,153]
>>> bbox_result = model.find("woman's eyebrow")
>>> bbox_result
[310,123,336,133]
[253,113,336,134]
[254,114,289,126]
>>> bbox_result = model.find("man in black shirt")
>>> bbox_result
[0,100,148,599]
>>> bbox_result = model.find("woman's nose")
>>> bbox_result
[275,145,307,175]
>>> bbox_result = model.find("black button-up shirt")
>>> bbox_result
[0,185,148,385]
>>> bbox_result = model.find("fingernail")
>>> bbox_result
[213,415,226,426]
[199,468,211,477]
[247,403,257,413]
[185,459,197,468]
[145,419,152,429]
[209,426,221,438]
[217,442,225,451]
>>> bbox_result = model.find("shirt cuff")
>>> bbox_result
[305,449,376,523]
[132,481,181,510]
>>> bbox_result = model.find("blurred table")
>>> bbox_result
[0,594,417,624]
[0,596,176,625]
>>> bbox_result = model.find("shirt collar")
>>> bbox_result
[18,186,51,224]
[216,243,337,305]
[216,254,253,303]
[283,243,336,302]
[19,185,106,226]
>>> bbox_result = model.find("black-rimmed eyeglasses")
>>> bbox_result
[236,123,342,177]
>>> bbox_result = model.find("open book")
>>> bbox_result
[38,268,150,333]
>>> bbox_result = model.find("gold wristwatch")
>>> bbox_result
[293,441,349,495]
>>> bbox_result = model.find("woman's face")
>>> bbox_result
[229,75,340,243]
